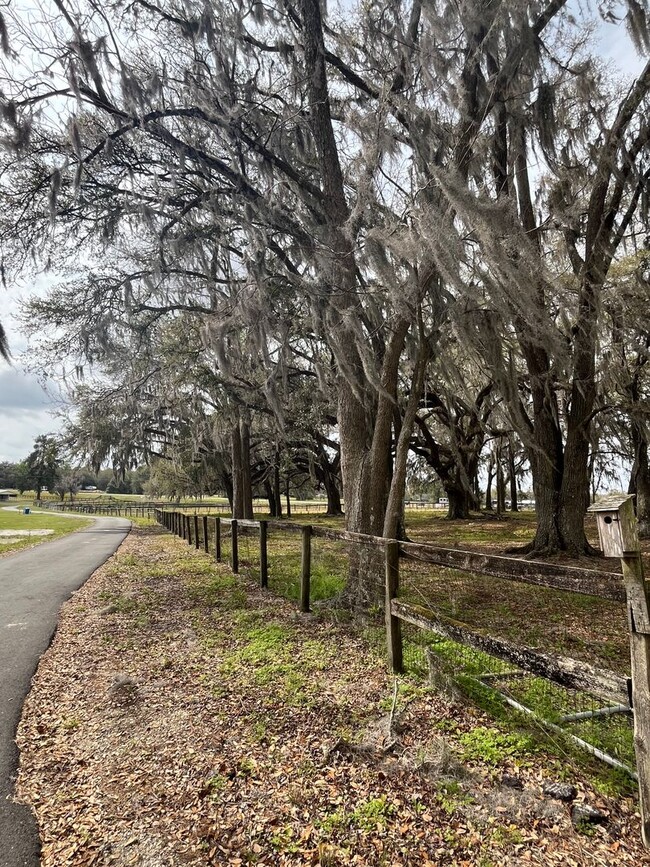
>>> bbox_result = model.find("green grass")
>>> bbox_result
[0,508,92,553]
[403,509,538,547]
[213,524,347,603]
[264,540,347,602]
[214,620,339,708]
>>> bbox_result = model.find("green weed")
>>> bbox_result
[459,726,535,765]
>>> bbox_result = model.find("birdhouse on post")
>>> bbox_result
[587,494,639,558]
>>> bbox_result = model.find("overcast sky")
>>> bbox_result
[0,8,646,464]
[0,271,65,462]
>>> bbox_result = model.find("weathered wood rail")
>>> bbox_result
[399,541,626,602]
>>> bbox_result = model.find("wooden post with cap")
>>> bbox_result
[588,494,650,847]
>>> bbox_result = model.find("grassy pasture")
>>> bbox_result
[0,508,93,554]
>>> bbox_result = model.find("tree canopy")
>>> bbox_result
[1,0,650,587]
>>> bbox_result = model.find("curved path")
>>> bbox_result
[0,516,131,866]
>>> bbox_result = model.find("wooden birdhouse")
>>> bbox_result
[587,494,639,558]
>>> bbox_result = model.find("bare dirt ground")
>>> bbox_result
[15,525,650,866]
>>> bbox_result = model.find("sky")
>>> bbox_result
[0,272,65,462]
[0,5,647,463]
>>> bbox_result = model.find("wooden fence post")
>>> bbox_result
[215,518,221,562]
[259,520,268,588]
[231,519,239,573]
[194,514,200,550]
[186,514,191,544]
[203,515,209,553]
[301,525,311,613]
[385,540,403,674]
[622,551,650,847]
[588,495,650,846]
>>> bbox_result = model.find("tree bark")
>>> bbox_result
[485,456,494,511]
[446,485,472,520]
[240,416,254,519]
[231,419,244,519]
[383,332,430,539]
[322,470,343,516]
[508,436,518,511]
[273,452,282,518]
[631,422,650,539]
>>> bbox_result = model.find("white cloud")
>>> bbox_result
[0,284,62,461]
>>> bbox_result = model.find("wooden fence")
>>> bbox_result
[155,509,385,612]
[153,508,650,843]
[39,499,332,517]
[154,507,626,696]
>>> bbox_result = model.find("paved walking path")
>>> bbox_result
[0,517,131,866]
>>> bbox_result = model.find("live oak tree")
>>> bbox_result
[2,0,650,572]
[2,0,435,594]
[343,0,650,554]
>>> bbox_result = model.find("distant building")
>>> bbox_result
[0,490,17,501]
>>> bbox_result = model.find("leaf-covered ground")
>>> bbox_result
[15,525,650,865]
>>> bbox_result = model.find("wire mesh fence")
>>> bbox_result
[265,524,303,600]
[398,555,630,674]
[398,573,635,776]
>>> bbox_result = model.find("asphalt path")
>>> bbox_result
[0,516,131,866]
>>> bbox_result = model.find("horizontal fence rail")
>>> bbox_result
[399,541,626,602]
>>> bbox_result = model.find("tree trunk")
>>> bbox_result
[496,440,506,516]
[273,453,282,518]
[301,0,398,603]
[383,333,430,539]
[446,486,471,519]
[508,436,518,511]
[485,457,493,511]
[231,419,244,519]
[240,417,254,519]
[631,422,650,539]
[558,278,598,554]
[323,471,343,516]
[314,441,343,516]
[231,415,253,520]
[264,478,278,517]
[368,319,410,535]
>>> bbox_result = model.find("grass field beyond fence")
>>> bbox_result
[0,507,92,553]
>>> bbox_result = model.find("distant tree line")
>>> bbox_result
[0,436,150,499]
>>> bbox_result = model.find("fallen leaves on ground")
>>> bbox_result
[14,526,650,866]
